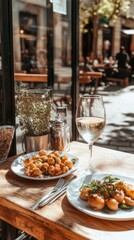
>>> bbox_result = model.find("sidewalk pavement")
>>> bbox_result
[96,81,134,154]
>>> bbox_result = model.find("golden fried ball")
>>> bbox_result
[88,194,105,211]
[105,198,118,211]
[80,187,90,201]
[124,196,134,207]
[112,189,125,203]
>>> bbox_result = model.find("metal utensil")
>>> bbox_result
[15,232,29,240]
[15,178,65,240]
[47,187,67,205]
[39,176,76,208]
[48,173,94,205]
[31,178,65,210]
[82,171,95,186]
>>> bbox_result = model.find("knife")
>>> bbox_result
[31,178,65,210]
[48,173,95,205]
[38,175,77,209]
[47,187,67,205]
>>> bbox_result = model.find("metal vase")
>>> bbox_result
[24,134,49,153]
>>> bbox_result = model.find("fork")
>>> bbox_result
[15,178,65,240]
[31,178,65,210]
[47,175,77,205]
[37,176,76,208]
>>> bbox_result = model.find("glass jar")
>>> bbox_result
[50,117,70,151]
[0,125,15,164]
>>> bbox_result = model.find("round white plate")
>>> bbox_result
[67,173,134,221]
[11,151,79,180]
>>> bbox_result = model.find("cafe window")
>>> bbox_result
[11,0,79,154]
[0,0,78,155]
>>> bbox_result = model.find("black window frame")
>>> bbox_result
[0,0,16,156]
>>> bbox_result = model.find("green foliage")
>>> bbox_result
[80,0,132,30]
[16,89,52,136]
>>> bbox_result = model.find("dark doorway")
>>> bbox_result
[82,20,93,59]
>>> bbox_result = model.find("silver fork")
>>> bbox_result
[31,178,65,210]
[47,175,77,205]
[15,178,65,240]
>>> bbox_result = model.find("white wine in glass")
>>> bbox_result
[76,94,106,172]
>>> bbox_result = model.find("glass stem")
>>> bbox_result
[88,143,95,173]
[89,144,93,158]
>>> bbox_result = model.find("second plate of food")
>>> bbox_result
[66,173,134,221]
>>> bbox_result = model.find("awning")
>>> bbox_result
[122,29,134,35]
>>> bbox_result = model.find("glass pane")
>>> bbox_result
[52,0,72,129]
[79,0,134,153]
[13,0,48,76]
[12,0,72,154]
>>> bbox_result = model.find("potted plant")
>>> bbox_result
[15,88,52,153]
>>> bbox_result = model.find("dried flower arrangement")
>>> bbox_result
[15,89,52,136]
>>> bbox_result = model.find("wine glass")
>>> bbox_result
[76,94,106,172]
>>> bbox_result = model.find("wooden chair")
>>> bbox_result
[79,74,92,93]
[79,71,103,93]
[56,76,71,90]
[106,77,129,86]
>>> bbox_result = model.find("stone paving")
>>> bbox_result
[96,81,134,154]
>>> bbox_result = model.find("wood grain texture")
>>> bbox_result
[0,141,134,240]
[14,73,47,82]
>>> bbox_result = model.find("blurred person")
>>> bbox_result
[109,56,115,66]
[37,50,47,73]
[105,56,117,79]
[116,46,129,69]
[115,46,130,84]
[103,40,111,59]
[79,55,85,68]
[30,54,37,70]
[98,54,104,64]
[22,49,32,73]
[129,51,134,72]
[79,56,93,72]
[87,51,94,65]
[129,51,134,81]
[32,50,48,88]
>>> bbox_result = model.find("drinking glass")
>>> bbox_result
[76,94,106,172]
[0,126,15,164]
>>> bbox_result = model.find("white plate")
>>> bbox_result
[11,151,79,180]
[67,173,134,221]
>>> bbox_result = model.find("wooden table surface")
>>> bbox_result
[14,73,48,82]
[0,141,134,240]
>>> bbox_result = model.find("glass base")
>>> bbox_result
[0,158,8,164]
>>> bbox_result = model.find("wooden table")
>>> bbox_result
[14,73,48,83]
[0,141,134,240]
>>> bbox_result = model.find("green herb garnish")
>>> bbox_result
[119,203,133,210]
